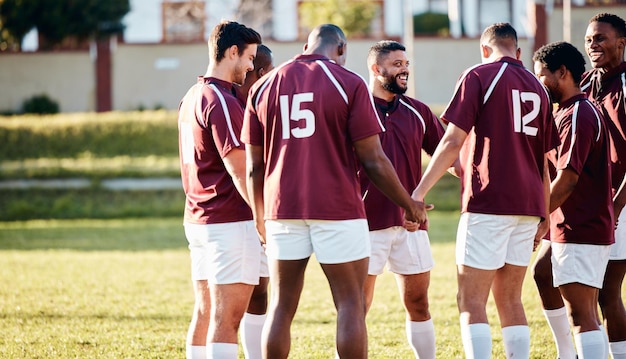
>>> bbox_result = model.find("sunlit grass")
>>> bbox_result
[0,214,598,358]
[0,155,180,179]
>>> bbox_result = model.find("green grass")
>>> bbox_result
[0,111,178,162]
[0,213,588,358]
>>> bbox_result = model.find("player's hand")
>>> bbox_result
[405,200,434,226]
[614,202,624,229]
[254,219,267,247]
[534,219,549,251]
[403,220,419,232]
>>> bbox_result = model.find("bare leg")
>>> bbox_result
[532,242,565,310]
[492,264,531,358]
[187,279,210,346]
[364,274,377,314]
[247,277,269,314]
[599,260,626,342]
[263,258,309,359]
[208,282,254,343]
[397,272,431,321]
[397,272,435,359]
[321,258,369,359]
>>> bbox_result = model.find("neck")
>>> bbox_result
[205,62,233,83]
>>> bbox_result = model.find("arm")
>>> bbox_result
[613,175,626,225]
[245,144,266,243]
[223,148,250,205]
[549,167,579,212]
[412,123,467,201]
[534,155,551,246]
[353,135,429,226]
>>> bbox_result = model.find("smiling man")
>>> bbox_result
[580,12,626,359]
[361,40,446,359]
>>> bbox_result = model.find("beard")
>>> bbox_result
[381,71,408,95]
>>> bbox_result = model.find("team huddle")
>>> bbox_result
[177,13,626,359]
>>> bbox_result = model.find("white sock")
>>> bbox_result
[574,330,606,359]
[241,313,266,359]
[406,319,436,359]
[501,325,530,359]
[207,342,239,359]
[543,307,577,359]
[460,322,492,359]
[186,345,206,359]
[610,340,626,359]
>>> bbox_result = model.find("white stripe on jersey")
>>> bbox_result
[253,60,292,111]
[317,60,385,131]
[584,99,603,142]
[581,80,591,92]
[399,98,426,134]
[316,60,349,104]
[208,83,240,147]
[565,101,580,166]
[483,63,508,104]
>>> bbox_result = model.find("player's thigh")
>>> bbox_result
[456,212,536,270]
[309,219,370,264]
[264,219,313,261]
[388,229,434,275]
[367,227,397,275]
[552,242,611,288]
[184,220,261,285]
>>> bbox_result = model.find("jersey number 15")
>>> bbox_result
[280,92,316,139]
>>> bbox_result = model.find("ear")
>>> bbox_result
[227,45,239,59]
[559,65,567,78]
[481,44,491,59]
[515,47,521,60]
[257,67,266,78]
[337,42,345,57]
[303,43,308,52]
[370,62,380,76]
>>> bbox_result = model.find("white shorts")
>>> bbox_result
[368,227,434,275]
[184,220,263,285]
[551,242,611,288]
[612,210,626,260]
[456,212,539,270]
[264,219,370,264]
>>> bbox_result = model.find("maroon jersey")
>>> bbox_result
[549,94,614,245]
[178,76,252,224]
[241,54,384,220]
[442,57,559,218]
[581,62,626,194]
[361,95,444,231]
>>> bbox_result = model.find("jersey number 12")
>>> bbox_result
[512,89,539,137]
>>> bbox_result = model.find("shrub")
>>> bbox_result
[22,94,60,114]
[413,12,449,36]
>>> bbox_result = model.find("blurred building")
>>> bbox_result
[2,0,624,113]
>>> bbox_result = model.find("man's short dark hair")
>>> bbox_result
[208,20,262,62]
[481,22,518,48]
[533,41,586,85]
[368,40,406,64]
[590,13,626,38]
[254,44,272,71]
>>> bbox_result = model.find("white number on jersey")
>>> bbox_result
[280,92,316,139]
[512,89,539,137]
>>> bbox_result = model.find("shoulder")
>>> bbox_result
[399,96,435,117]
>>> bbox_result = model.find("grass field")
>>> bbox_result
[0,212,590,358]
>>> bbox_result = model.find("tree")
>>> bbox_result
[0,0,129,51]
[299,0,379,38]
